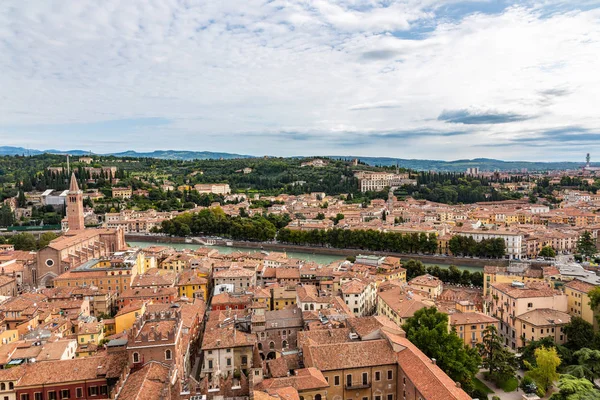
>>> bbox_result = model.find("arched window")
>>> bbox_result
[310,304,314,311]
[257,343,263,351]
[304,304,308,311]
[282,340,288,349]
[133,352,140,363]
[269,341,275,350]
[315,395,322,400]
[1,382,5,390]
[8,383,12,390]
[165,349,172,360]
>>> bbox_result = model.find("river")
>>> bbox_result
[127,241,482,273]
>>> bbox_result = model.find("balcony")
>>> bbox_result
[345,382,371,390]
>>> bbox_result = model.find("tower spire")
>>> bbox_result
[69,172,80,193]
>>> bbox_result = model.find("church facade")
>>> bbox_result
[30,174,126,287]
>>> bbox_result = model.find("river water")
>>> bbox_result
[127,241,481,273]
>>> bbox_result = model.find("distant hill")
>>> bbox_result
[0,147,253,160]
[0,146,590,171]
[332,156,588,172]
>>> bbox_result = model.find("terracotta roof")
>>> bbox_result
[565,278,597,293]
[449,312,499,326]
[409,274,443,288]
[118,361,171,400]
[18,351,127,386]
[341,279,367,294]
[490,282,561,298]
[297,328,352,348]
[304,339,397,371]
[257,367,329,392]
[386,333,471,400]
[515,308,571,327]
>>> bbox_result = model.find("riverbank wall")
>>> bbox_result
[125,234,509,268]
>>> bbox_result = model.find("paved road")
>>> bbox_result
[476,371,524,400]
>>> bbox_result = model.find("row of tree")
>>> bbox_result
[156,208,278,241]
[448,235,507,258]
[0,232,59,250]
[277,228,439,254]
[403,259,484,287]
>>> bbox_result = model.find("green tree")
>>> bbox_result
[478,325,518,385]
[38,232,59,249]
[526,346,561,394]
[0,203,15,227]
[17,190,26,207]
[9,233,38,251]
[563,348,600,382]
[589,287,600,326]
[403,307,481,393]
[564,318,597,351]
[539,246,556,258]
[577,231,596,258]
[550,374,600,400]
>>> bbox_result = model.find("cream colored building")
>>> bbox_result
[408,274,443,299]
[514,309,571,348]
[487,281,567,350]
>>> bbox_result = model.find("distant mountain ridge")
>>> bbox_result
[330,156,589,172]
[0,146,253,160]
[0,146,590,171]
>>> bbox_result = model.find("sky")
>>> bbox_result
[1,1,600,161]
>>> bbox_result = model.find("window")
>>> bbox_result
[387,370,393,380]
[61,390,70,399]
[387,395,393,400]
[241,356,248,365]
[375,396,381,400]
[334,376,340,386]
[34,394,43,400]
[48,392,57,400]
[208,359,213,369]
[527,302,533,308]
[165,349,172,360]
[375,371,381,381]
[88,386,98,397]
[362,372,368,385]
[76,388,83,398]
[99,387,107,396]
[226,358,232,366]
[21,395,29,400]
[347,374,352,387]
[133,352,140,363]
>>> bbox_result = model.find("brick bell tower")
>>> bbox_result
[66,173,85,232]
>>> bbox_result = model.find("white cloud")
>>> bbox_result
[0,1,599,160]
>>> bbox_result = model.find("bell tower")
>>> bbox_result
[66,173,85,232]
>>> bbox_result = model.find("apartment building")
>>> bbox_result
[455,229,524,259]
[564,279,599,330]
[487,281,567,349]
[449,312,500,348]
[408,274,443,299]
[514,308,571,347]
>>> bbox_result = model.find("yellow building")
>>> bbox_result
[564,279,599,330]
[408,274,443,299]
[449,312,500,348]
[160,253,193,272]
[114,301,146,335]
[111,187,133,199]
[76,321,104,357]
[177,269,208,301]
[0,328,18,345]
[272,287,296,310]
[53,251,145,294]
